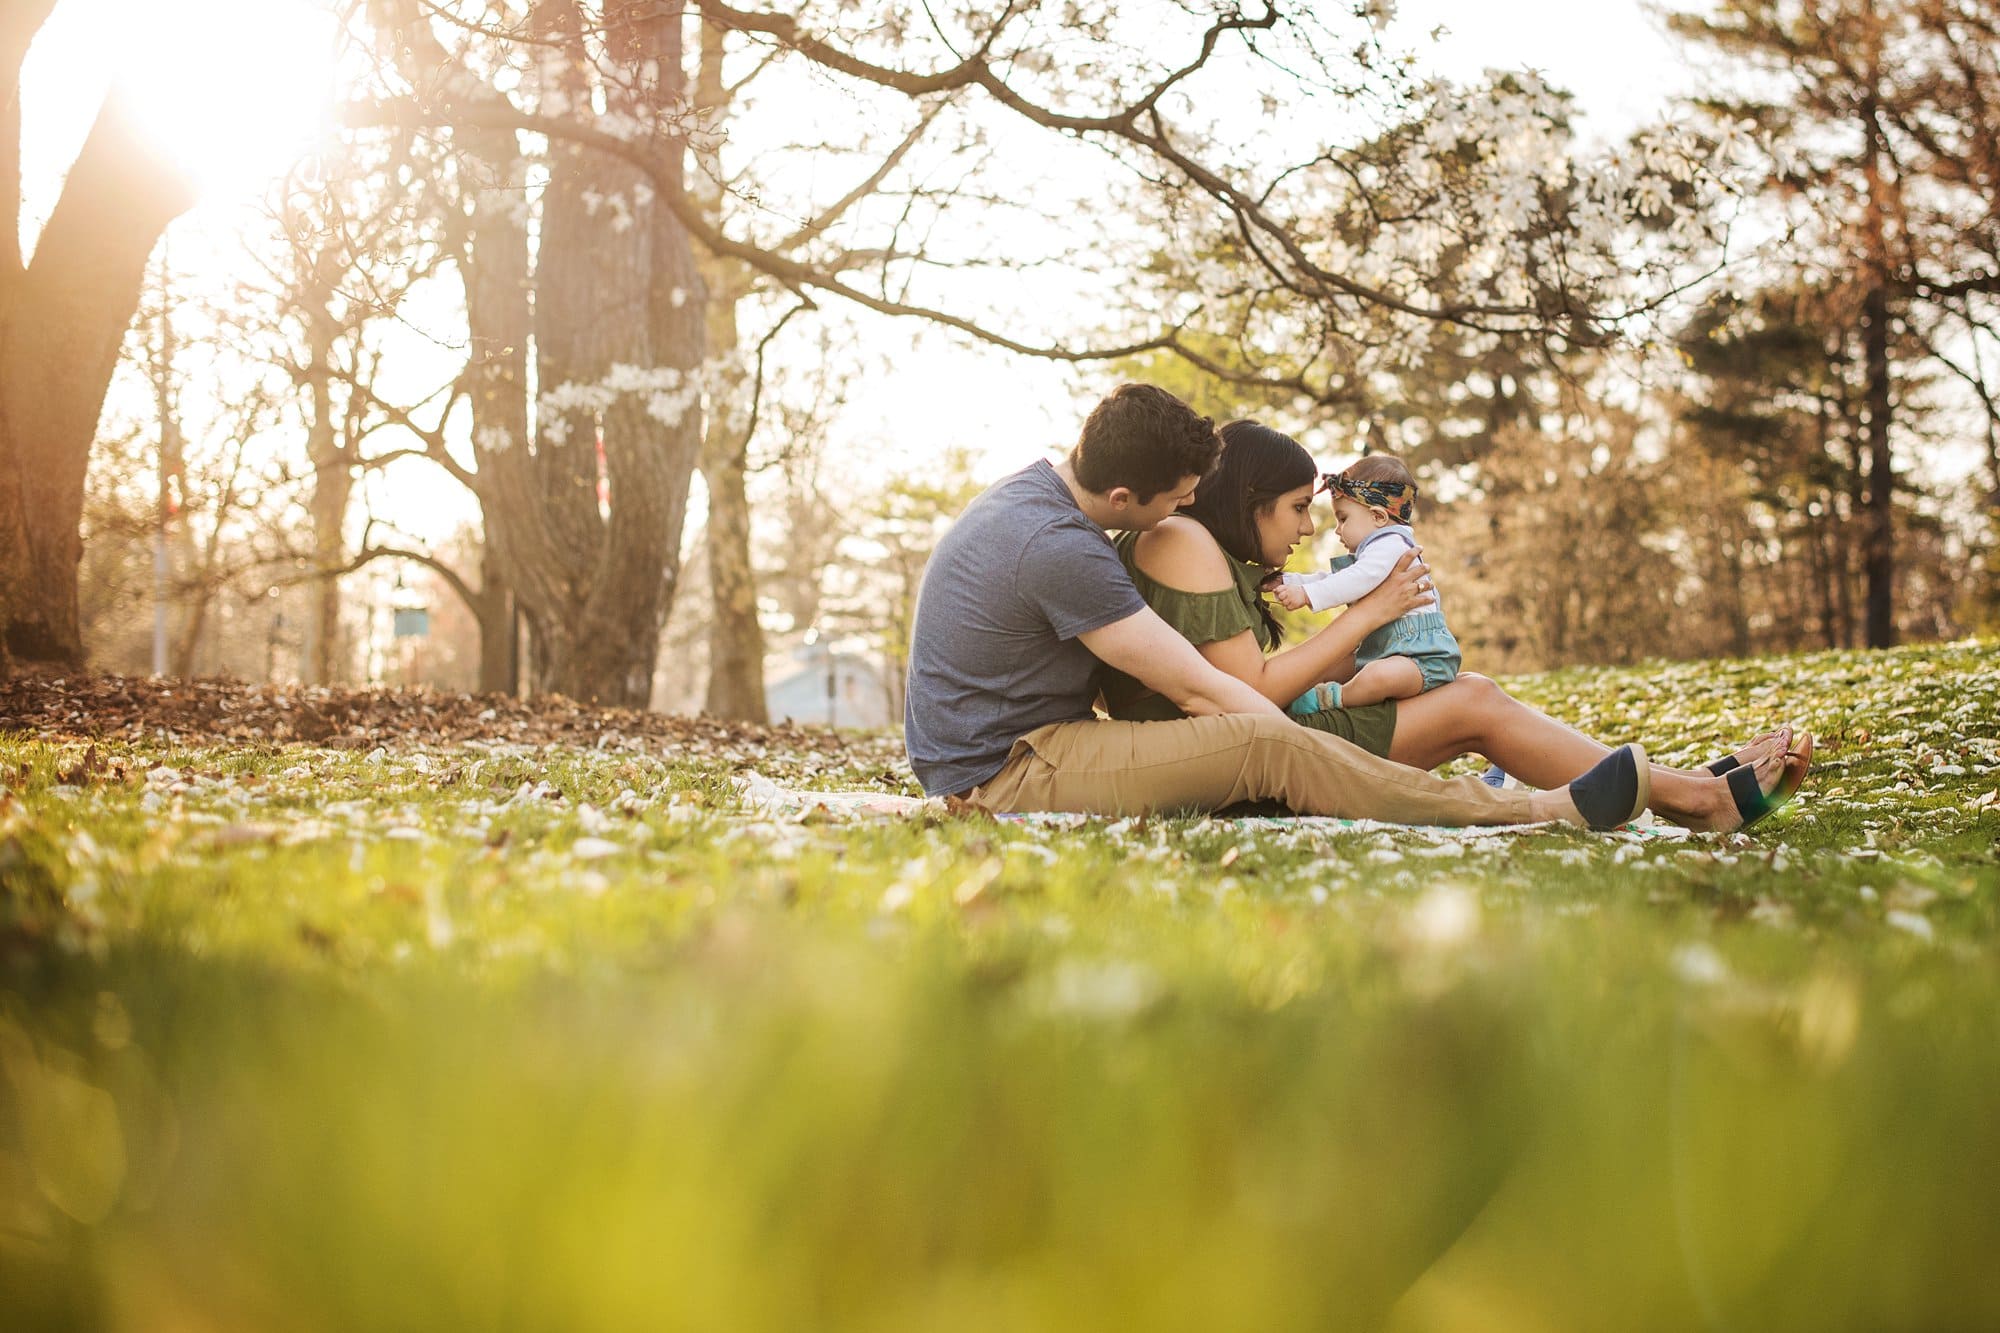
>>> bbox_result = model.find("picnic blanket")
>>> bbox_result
[732,774,1690,840]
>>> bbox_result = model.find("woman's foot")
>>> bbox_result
[1647,728,1802,830]
[1692,727,1792,777]
[1667,750,1792,832]
[1773,732,1814,804]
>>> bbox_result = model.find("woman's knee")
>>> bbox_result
[1432,672,1503,712]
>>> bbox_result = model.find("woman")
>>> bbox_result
[1099,420,1808,832]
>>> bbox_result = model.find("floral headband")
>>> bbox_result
[1320,472,1417,523]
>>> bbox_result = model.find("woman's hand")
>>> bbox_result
[1355,549,1431,627]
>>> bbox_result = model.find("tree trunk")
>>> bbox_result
[473,550,517,696]
[518,0,704,705]
[0,4,56,289]
[302,255,350,683]
[693,277,767,721]
[0,91,194,665]
[699,446,767,720]
[692,17,768,722]
[375,0,704,705]
[395,0,581,702]
[1836,493,1858,649]
[1860,282,1896,648]
[1857,62,1900,651]
[1723,532,1751,659]
[453,123,537,698]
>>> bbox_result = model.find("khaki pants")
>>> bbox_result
[966,713,1538,825]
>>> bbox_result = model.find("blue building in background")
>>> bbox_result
[764,639,893,729]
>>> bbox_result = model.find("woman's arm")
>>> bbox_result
[1299,542,1402,612]
[1132,520,1431,706]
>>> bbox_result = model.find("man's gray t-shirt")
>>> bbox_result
[904,460,1147,795]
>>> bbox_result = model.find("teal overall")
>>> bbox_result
[1337,525,1462,692]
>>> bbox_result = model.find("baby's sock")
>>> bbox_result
[1286,681,1343,716]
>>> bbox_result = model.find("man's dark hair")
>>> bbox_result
[1069,384,1221,501]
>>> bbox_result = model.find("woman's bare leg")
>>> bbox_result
[1385,674,1789,831]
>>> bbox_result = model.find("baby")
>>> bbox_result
[1265,454,1462,714]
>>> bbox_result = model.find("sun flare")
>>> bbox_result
[107,0,336,201]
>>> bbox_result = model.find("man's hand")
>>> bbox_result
[1353,549,1431,628]
[1269,583,1311,612]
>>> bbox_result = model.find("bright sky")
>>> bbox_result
[833,0,1699,488]
[21,0,333,243]
[18,0,1700,546]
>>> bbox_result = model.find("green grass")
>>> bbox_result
[4,641,1999,1332]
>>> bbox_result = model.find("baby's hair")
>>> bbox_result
[1334,452,1418,522]
[1343,453,1413,489]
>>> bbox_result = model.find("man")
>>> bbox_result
[903,383,1646,828]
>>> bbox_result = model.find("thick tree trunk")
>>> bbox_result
[0,4,57,283]
[455,128,537,699]
[521,0,704,706]
[378,0,703,705]
[0,93,193,665]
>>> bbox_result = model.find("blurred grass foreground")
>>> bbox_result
[5,642,2000,1332]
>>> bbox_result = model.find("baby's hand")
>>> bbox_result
[1270,583,1310,612]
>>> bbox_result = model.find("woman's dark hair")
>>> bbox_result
[1182,419,1319,642]
[1070,383,1222,501]
[1183,420,1317,565]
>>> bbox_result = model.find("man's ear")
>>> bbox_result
[1104,486,1136,510]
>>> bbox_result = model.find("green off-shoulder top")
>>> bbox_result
[1098,530,1399,758]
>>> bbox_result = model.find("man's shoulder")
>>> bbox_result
[950,462,1079,533]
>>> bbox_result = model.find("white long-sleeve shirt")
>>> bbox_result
[1280,525,1437,616]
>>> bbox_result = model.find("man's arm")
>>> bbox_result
[1078,608,1286,718]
